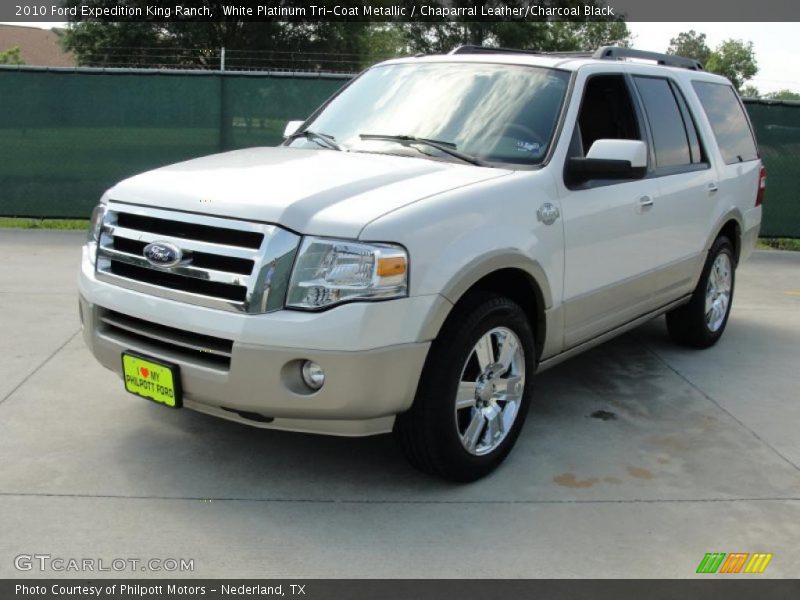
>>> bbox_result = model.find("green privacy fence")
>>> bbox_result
[743,98,800,238]
[0,66,350,219]
[0,67,798,237]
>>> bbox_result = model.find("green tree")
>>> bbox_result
[62,0,630,71]
[705,39,758,92]
[666,32,758,92]
[764,89,800,101]
[361,25,408,65]
[739,85,760,98]
[0,46,25,65]
[61,1,374,71]
[492,21,630,52]
[564,21,631,50]
[667,30,711,65]
[404,17,629,55]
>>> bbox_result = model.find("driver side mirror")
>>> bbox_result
[566,139,648,185]
[283,120,304,139]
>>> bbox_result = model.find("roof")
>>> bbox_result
[383,52,576,70]
[0,25,76,67]
[380,49,731,85]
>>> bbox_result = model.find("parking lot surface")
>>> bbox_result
[1,229,799,578]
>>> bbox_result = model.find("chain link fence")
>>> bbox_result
[73,47,379,73]
[744,98,800,238]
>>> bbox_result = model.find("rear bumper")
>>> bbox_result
[79,247,442,436]
[741,206,762,263]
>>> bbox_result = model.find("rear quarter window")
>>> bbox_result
[692,81,759,164]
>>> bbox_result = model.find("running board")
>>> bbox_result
[536,295,691,373]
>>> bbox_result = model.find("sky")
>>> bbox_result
[627,22,800,94]
[2,21,798,93]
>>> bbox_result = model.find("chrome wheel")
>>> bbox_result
[455,327,526,456]
[705,252,732,332]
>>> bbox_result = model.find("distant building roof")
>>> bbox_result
[0,24,76,67]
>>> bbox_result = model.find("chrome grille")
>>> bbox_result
[96,202,301,313]
[98,308,233,369]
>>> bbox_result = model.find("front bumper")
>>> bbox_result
[79,247,446,436]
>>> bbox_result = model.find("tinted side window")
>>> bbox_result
[671,83,704,164]
[575,74,641,157]
[633,76,691,168]
[692,81,758,164]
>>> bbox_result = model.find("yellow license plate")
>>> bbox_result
[121,352,182,408]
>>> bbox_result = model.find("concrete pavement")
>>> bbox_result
[1,229,799,578]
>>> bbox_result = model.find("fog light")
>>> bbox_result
[301,360,325,390]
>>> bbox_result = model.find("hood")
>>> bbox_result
[108,147,511,238]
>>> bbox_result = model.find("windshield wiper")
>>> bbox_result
[358,134,488,167]
[287,129,343,151]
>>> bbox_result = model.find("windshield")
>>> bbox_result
[287,62,571,166]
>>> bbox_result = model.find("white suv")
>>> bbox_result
[79,46,764,481]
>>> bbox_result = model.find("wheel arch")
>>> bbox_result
[707,210,744,265]
[430,253,552,361]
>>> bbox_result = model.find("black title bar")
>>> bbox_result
[4,579,800,600]
[2,0,799,23]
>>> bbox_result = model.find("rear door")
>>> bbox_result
[628,73,717,298]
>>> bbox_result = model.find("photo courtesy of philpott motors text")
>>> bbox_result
[1,0,800,594]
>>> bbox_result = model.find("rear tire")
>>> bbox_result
[666,236,736,348]
[394,292,536,482]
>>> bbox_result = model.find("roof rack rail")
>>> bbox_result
[592,46,704,71]
[449,45,593,58]
[448,45,704,71]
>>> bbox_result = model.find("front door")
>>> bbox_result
[558,73,662,348]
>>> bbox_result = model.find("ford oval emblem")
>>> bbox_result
[143,241,183,268]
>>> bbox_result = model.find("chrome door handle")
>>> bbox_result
[708,182,719,194]
[639,196,654,209]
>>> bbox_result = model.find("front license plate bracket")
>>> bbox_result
[121,351,183,409]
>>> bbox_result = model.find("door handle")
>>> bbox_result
[707,182,719,194]
[638,195,654,210]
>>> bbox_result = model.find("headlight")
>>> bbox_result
[87,203,106,243]
[86,203,106,265]
[286,237,407,309]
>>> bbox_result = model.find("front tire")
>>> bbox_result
[394,292,536,482]
[666,236,736,348]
